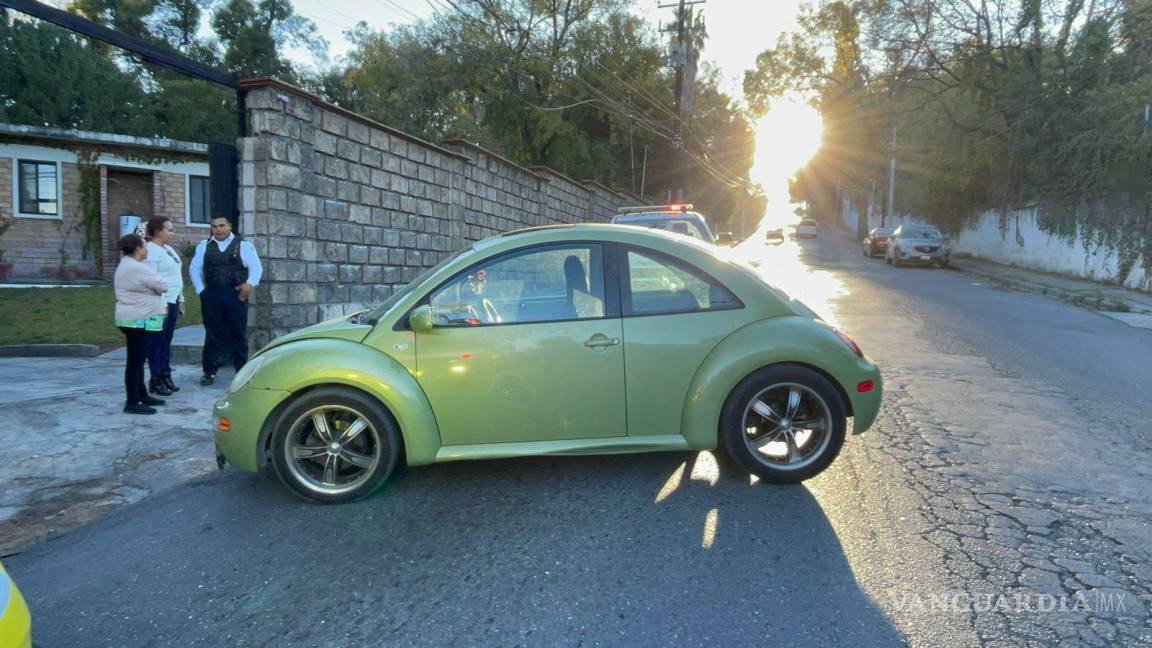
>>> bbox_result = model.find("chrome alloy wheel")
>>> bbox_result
[284,405,382,496]
[741,383,833,471]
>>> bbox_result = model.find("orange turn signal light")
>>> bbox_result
[217,417,231,432]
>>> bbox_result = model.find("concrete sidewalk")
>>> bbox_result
[0,357,234,556]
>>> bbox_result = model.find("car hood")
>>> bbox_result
[255,313,373,356]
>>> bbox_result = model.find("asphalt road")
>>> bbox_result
[9,232,1152,647]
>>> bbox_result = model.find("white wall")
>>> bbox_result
[839,198,1150,291]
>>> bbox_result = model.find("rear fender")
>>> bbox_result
[681,317,869,449]
[250,339,442,465]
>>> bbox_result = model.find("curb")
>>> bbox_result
[0,344,103,358]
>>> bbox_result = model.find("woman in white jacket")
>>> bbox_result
[114,234,169,415]
[143,217,185,395]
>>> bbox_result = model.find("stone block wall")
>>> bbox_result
[240,79,640,348]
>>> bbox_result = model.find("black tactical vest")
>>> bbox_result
[203,236,248,288]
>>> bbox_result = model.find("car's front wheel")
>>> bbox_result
[270,387,401,504]
[718,365,847,483]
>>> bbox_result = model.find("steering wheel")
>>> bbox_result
[481,298,502,323]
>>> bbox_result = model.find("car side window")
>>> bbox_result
[428,245,606,326]
[625,249,739,315]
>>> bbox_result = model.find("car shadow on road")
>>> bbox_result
[10,451,904,647]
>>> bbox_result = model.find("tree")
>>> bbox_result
[745,0,1152,269]
[0,15,157,134]
[323,1,759,219]
[211,0,326,78]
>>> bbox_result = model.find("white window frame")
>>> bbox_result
[12,158,63,220]
[184,174,212,228]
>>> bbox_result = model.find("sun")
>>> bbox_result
[750,97,823,223]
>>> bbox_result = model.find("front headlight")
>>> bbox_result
[228,356,266,393]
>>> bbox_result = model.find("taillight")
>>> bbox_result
[835,329,863,357]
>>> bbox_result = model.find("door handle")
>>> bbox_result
[584,334,621,349]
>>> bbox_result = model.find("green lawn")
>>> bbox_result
[0,282,202,347]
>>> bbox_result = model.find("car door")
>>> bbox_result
[414,243,627,446]
[618,246,743,438]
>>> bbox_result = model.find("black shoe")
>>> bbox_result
[163,373,181,393]
[141,395,166,406]
[200,373,215,386]
[149,377,173,396]
[124,403,157,415]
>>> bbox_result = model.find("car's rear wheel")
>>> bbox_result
[718,365,847,483]
[270,387,400,504]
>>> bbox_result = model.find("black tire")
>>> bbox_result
[718,365,847,484]
[939,258,950,269]
[270,387,401,504]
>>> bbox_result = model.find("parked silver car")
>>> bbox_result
[885,225,951,268]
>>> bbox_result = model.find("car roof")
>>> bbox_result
[482,222,710,250]
[611,211,707,223]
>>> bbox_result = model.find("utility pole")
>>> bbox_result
[885,128,896,228]
[660,0,705,203]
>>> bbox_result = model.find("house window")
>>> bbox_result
[17,160,59,217]
[188,175,211,225]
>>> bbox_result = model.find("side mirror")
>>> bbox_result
[409,305,434,333]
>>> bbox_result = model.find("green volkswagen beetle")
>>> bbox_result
[213,224,882,503]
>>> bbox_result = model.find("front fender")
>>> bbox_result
[250,338,442,466]
[681,316,882,449]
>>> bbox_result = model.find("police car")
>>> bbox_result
[610,204,716,244]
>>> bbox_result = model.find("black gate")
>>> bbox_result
[209,142,239,233]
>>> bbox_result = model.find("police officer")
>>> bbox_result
[189,215,263,386]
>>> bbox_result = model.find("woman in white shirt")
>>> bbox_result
[144,217,185,395]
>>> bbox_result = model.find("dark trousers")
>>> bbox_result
[119,326,149,405]
[201,285,249,375]
[147,302,180,379]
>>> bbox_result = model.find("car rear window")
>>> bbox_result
[900,226,941,239]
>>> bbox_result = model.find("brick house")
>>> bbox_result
[0,123,212,281]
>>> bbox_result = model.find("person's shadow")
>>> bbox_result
[11,451,904,647]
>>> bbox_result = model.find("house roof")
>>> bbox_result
[0,123,208,156]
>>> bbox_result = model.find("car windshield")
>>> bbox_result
[900,227,941,239]
[364,246,472,323]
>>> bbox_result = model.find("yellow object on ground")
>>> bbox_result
[0,561,32,648]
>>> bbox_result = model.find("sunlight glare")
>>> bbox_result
[702,508,719,549]
[690,450,720,486]
[655,462,686,503]
[751,96,823,228]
